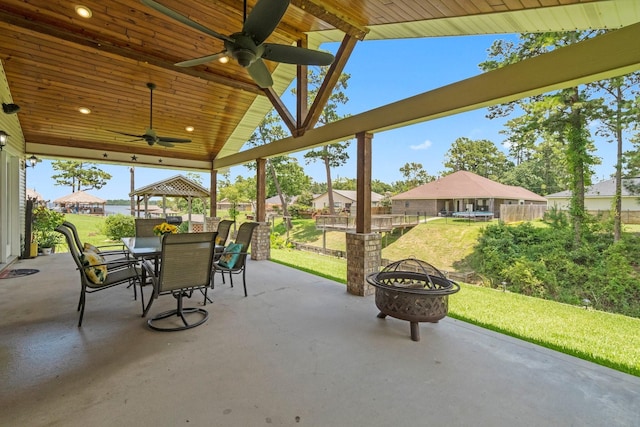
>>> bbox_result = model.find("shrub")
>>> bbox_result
[32,207,65,248]
[470,217,640,317]
[103,214,135,240]
[178,221,190,233]
[270,233,292,249]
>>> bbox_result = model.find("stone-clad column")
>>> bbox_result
[346,232,380,296]
[251,222,271,261]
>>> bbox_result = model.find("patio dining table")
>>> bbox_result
[122,236,163,274]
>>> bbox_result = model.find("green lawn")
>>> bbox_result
[58,214,640,376]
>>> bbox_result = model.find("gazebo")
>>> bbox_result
[130,175,210,229]
[53,190,106,215]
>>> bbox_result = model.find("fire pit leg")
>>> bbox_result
[377,312,387,319]
[410,322,420,341]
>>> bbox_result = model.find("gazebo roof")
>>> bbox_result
[26,188,45,202]
[130,175,209,198]
[53,190,106,204]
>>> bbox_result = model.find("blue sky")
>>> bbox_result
[27,34,619,201]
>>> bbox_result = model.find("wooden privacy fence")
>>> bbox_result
[500,205,546,223]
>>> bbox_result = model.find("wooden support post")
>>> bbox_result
[356,132,373,234]
[210,170,217,217]
[256,158,266,223]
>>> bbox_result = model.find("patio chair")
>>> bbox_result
[208,221,259,299]
[135,218,165,237]
[214,219,235,248]
[142,232,216,331]
[56,225,142,327]
[60,221,142,298]
[61,220,129,262]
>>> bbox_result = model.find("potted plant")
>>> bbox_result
[38,231,62,255]
[32,206,65,255]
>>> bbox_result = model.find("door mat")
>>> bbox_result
[0,269,40,279]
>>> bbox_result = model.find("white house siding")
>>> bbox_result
[312,193,354,211]
[548,198,640,224]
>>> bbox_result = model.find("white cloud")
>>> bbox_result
[410,140,432,150]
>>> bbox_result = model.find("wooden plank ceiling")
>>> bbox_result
[0,0,629,170]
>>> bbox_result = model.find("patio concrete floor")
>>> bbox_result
[1,253,639,427]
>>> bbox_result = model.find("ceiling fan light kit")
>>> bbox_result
[141,0,335,88]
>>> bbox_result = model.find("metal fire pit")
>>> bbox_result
[366,258,460,341]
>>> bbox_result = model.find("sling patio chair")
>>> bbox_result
[214,219,234,248]
[61,221,140,298]
[135,218,166,237]
[141,232,216,331]
[61,220,127,258]
[206,221,259,301]
[56,225,143,327]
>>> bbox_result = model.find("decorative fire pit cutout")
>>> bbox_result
[366,258,460,341]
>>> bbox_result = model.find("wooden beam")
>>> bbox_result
[356,132,373,234]
[302,34,358,131]
[297,38,309,132]
[256,159,267,223]
[214,22,640,168]
[210,171,218,218]
[263,87,297,136]
[0,10,263,95]
[290,0,369,40]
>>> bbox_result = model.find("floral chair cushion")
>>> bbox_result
[83,242,100,253]
[218,242,242,269]
[80,251,108,285]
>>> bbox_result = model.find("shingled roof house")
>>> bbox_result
[546,177,640,223]
[391,171,546,218]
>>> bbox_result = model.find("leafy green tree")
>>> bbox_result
[300,67,351,215]
[589,71,640,241]
[371,179,394,196]
[442,137,513,180]
[309,181,327,194]
[219,175,255,223]
[332,177,356,190]
[480,31,601,244]
[246,112,310,227]
[51,160,112,192]
[500,130,570,195]
[395,162,434,192]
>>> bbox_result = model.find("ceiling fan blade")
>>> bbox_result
[158,136,192,143]
[141,0,234,43]
[262,44,335,66]
[175,51,228,68]
[157,141,175,147]
[247,59,273,88]
[243,0,290,45]
[107,130,144,138]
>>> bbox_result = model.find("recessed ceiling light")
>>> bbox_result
[75,5,92,18]
[218,56,229,64]
[78,107,91,114]
[185,126,194,132]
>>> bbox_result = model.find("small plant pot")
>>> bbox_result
[40,247,53,256]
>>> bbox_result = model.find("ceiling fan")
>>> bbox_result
[141,0,335,88]
[107,83,191,147]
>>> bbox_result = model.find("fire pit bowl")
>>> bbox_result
[366,258,460,341]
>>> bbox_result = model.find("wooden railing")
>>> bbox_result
[315,214,419,232]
